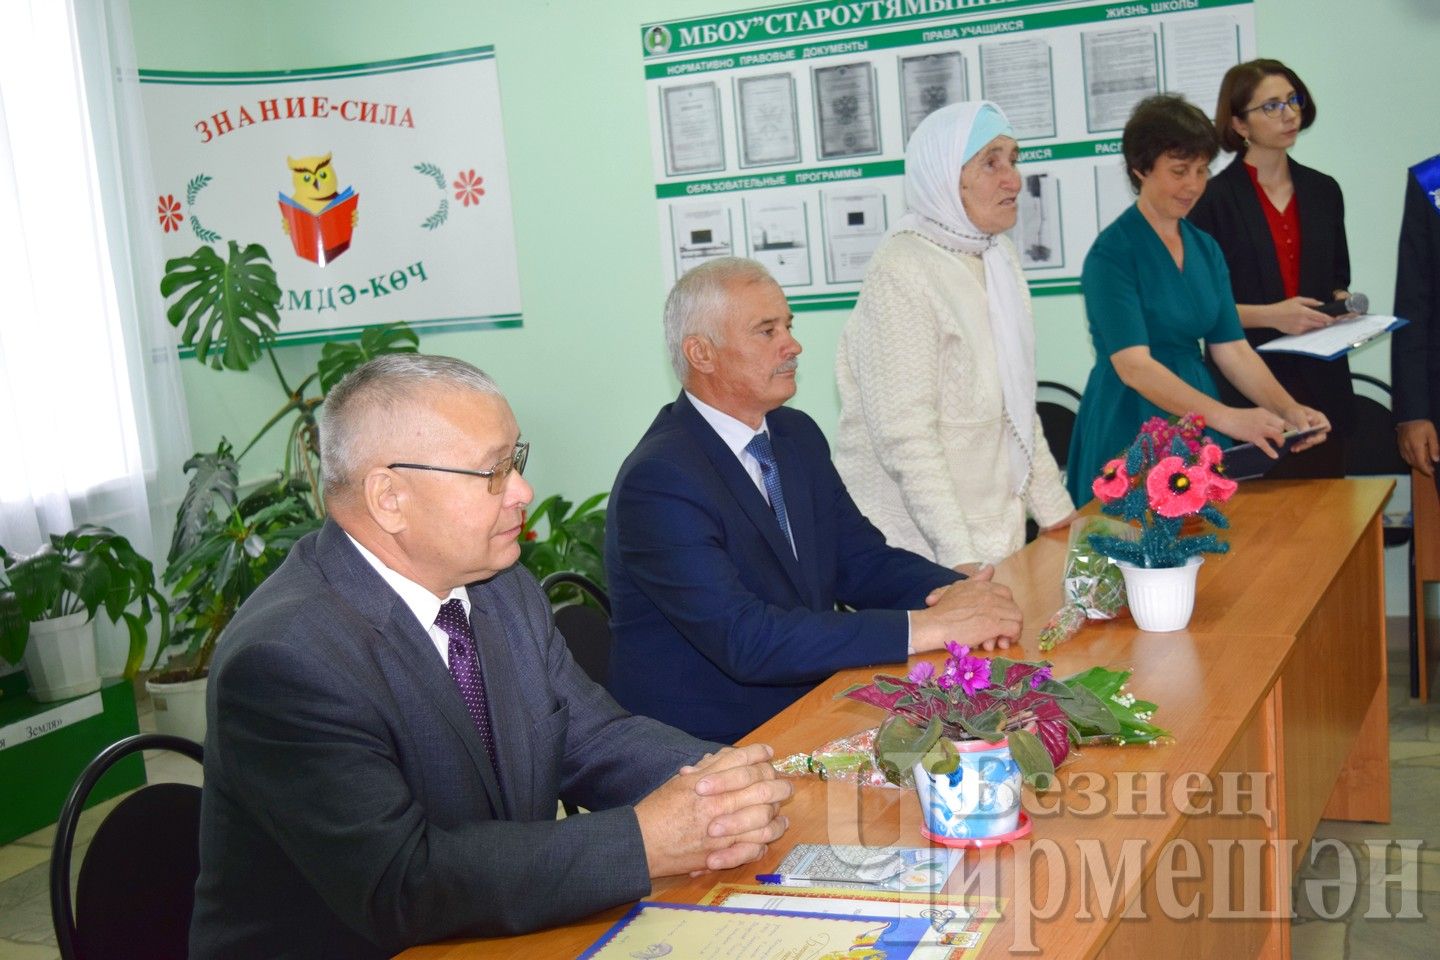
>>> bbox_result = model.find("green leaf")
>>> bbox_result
[316,323,420,393]
[0,591,29,665]
[874,714,943,788]
[919,735,959,776]
[9,547,62,620]
[160,241,281,370]
[1007,728,1057,786]
[170,445,240,562]
[1054,682,1121,736]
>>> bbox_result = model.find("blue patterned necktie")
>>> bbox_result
[745,431,796,557]
[435,599,500,775]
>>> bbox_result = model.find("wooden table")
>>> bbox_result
[402,478,1391,959]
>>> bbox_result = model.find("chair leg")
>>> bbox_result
[1412,538,1425,701]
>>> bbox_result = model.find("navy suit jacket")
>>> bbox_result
[605,393,961,743]
[189,521,711,959]
[1392,158,1440,428]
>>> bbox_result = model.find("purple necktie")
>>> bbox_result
[435,599,499,775]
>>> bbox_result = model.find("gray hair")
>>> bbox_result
[663,257,775,381]
[319,353,501,498]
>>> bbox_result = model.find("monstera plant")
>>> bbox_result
[160,242,419,512]
[148,240,420,736]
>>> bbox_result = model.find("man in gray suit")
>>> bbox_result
[189,354,791,959]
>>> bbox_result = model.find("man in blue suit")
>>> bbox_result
[607,258,1024,743]
[190,354,791,959]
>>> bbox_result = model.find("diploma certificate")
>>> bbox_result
[813,62,881,160]
[662,82,725,176]
[736,73,801,167]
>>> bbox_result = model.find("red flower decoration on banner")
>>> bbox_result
[157,194,183,232]
[1092,457,1130,502]
[453,169,485,207]
[1198,443,1237,502]
[1145,456,1209,518]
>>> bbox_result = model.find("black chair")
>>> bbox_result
[1028,381,1083,541]
[51,733,204,960]
[1036,380,1082,471]
[1344,373,1428,696]
[541,571,613,688]
[540,572,612,818]
[1345,373,1412,548]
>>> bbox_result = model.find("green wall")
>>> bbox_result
[128,0,1440,505]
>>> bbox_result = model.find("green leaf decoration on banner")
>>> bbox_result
[422,198,449,231]
[316,323,420,393]
[185,173,213,205]
[414,162,446,190]
[160,240,281,371]
[189,216,221,243]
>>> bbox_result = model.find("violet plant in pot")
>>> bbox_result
[839,646,1168,845]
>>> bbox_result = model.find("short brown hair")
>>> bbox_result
[1214,59,1316,153]
[1122,95,1218,191]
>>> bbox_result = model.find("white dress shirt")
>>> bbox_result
[685,391,772,500]
[347,533,470,667]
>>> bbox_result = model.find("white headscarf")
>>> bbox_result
[894,101,1036,497]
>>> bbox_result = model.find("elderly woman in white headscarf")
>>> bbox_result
[834,101,1076,567]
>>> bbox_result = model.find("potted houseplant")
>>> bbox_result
[1087,414,1236,632]
[149,239,418,738]
[147,448,320,740]
[0,525,170,702]
[518,493,608,605]
[839,647,1167,844]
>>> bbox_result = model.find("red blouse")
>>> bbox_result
[1244,161,1301,299]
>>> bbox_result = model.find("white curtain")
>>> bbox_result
[0,0,192,675]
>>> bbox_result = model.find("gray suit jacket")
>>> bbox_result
[189,520,711,959]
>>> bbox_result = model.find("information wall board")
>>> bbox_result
[641,0,1255,306]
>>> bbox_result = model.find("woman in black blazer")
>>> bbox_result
[1189,59,1354,478]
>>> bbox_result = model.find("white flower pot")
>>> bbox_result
[1117,555,1204,632]
[145,675,208,743]
[22,611,102,702]
[913,738,1023,841]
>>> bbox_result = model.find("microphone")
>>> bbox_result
[1317,293,1368,317]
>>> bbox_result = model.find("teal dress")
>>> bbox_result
[1066,204,1245,504]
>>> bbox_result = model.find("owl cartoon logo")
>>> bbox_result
[277,152,360,266]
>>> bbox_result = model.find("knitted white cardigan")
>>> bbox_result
[834,231,1074,566]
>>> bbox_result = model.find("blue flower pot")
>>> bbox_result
[913,737,1022,840]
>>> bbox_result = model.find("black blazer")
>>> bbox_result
[1188,154,1355,445]
[1391,160,1440,426]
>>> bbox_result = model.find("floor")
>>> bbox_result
[1,622,1435,960]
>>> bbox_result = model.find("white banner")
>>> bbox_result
[0,692,102,751]
[140,46,523,348]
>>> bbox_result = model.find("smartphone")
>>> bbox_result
[1221,427,1325,481]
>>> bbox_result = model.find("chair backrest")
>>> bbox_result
[1345,374,1412,548]
[1346,374,1409,477]
[51,733,204,960]
[540,571,612,687]
[1036,381,1082,470]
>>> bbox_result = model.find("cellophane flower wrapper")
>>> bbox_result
[771,727,897,788]
[1038,517,1134,651]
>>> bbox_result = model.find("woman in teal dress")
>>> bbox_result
[1066,95,1329,503]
